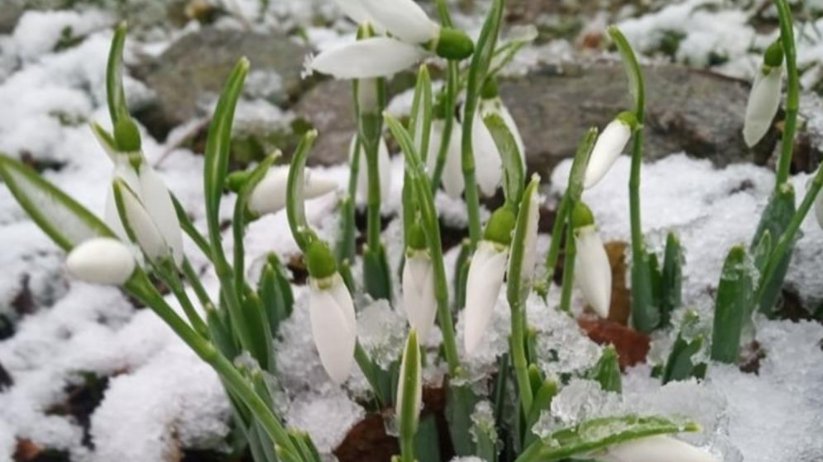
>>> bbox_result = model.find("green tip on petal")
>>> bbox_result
[226,170,250,192]
[480,77,499,100]
[483,205,517,246]
[407,221,427,251]
[616,111,639,130]
[571,202,595,229]
[357,22,376,40]
[305,239,337,279]
[433,27,474,61]
[114,117,141,152]
[763,39,784,69]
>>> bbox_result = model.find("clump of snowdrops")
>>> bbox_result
[0,0,817,461]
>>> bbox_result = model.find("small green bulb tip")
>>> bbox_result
[114,117,141,152]
[226,170,250,192]
[434,27,474,61]
[407,221,427,251]
[764,40,784,69]
[616,111,639,129]
[480,77,499,100]
[483,206,517,246]
[305,240,337,279]
[571,202,595,229]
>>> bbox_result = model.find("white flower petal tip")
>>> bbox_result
[574,226,612,318]
[584,119,632,189]
[743,66,783,148]
[402,252,437,342]
[138,165,183,265]
[66,238,135,285]
[436,118,464,199]
[309,38,428,80]
[350,135,392,203]
[304,171,340,200]
[472,106,503,197]
[598,436,720,462]
[463,241,508,355]
[359,0,439,44]
[309,275,357,384]
[519,191,541,284]
[248,166,337,217]
[117,181,168,263]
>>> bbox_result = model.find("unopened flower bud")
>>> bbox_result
[66,238,136,285]
[573,203,611,318]
[584,112,636,189]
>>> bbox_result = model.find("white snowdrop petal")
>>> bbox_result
[464,241,508,355]
[66,237,135,285]
[310,38,427,79]
[118,183,168,262]
[402,253,437,342]
[304,170,339,201]
[351,135,392,203]
[584,119,632,189]
[520,193,540,284]
[599,436,719,462]
[309,276,357,384]
[359,0,439,44]
[248,166,290,216]
[743,67,783,148]
[472,101,503,197]
[138,165,183,266]
[574,226,612,318]
[440,118,465,198]
[498,102,526,165]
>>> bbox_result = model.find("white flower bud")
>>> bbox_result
[309,37,428,80]
[248,166,338,217]
[584,117,633,189]
[473,98,526,197]
[743,66,783,148]
[309,273,357,384]
[574,225,612,318]
[597,436,719,462]
[349,135,392,205]
[402,251,437,342]
[66,238,136,285]
[464,240,508,355]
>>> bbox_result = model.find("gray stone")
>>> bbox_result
[501,62,761,178]
[0,0,24,34]
[292,79,355,167]
[133,27,309,139]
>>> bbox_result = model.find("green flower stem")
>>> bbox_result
[541,129,597,300]
[774,0,799,187]
[336,137,361,264]
[757,163,823,303]
[182,259,216,311]
[431,60,459,192]
[435,0,454,26]
[171,195,212,259]
[125,270,299,458]
[461,0,504,247]
[354,342,387,407]
[155,262,210,338]
[558,209,577,314]
[105,22,129,125]
[233,155,277,292]
[361,112,384,250]
[386,115,461,375]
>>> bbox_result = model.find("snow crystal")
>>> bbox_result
[357,299,407,370]
[286,386,364,455]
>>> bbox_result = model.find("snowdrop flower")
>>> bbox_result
[426,117,464,198]
[311,0,474,79]
[584,112,636,189]
[596,435,719,462]
[743,41,784,148]
[464,207,516,355]
[66,238,136,285]
[108,162,184,266]
[402,225,437,342]
[472,80,526,197]
[349,135,392,204]
[306,240,357,384]
[248,166,338,217]
[572,203,611,318]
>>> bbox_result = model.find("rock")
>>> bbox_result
[0,0,24,34]
[501,62,758,179]
[292,79,355,166]
[133,27,309,140]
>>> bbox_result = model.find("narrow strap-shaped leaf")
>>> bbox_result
[286,130,319,251]
[524,379,558,448]
[750,184,796,316]
[587,346,622,393]
[659,232,683,326]
[607,26,644,119]
[0,155,114,250]
[106,22,129,125]
[397,330,421,449]
[204,57,249,255]
[484,113,525,206]
[517,415,699,462]
[710,246,754,364]
[233,154,278,290]
[662,310,705,384]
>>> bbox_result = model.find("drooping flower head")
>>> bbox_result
[743,40,784,148]
[401,222,437,342]
[584,111,637,189]
[572,202,612,318]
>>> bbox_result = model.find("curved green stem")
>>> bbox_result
[774,0,799,187]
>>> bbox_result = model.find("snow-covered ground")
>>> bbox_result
[1,1,822,461]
